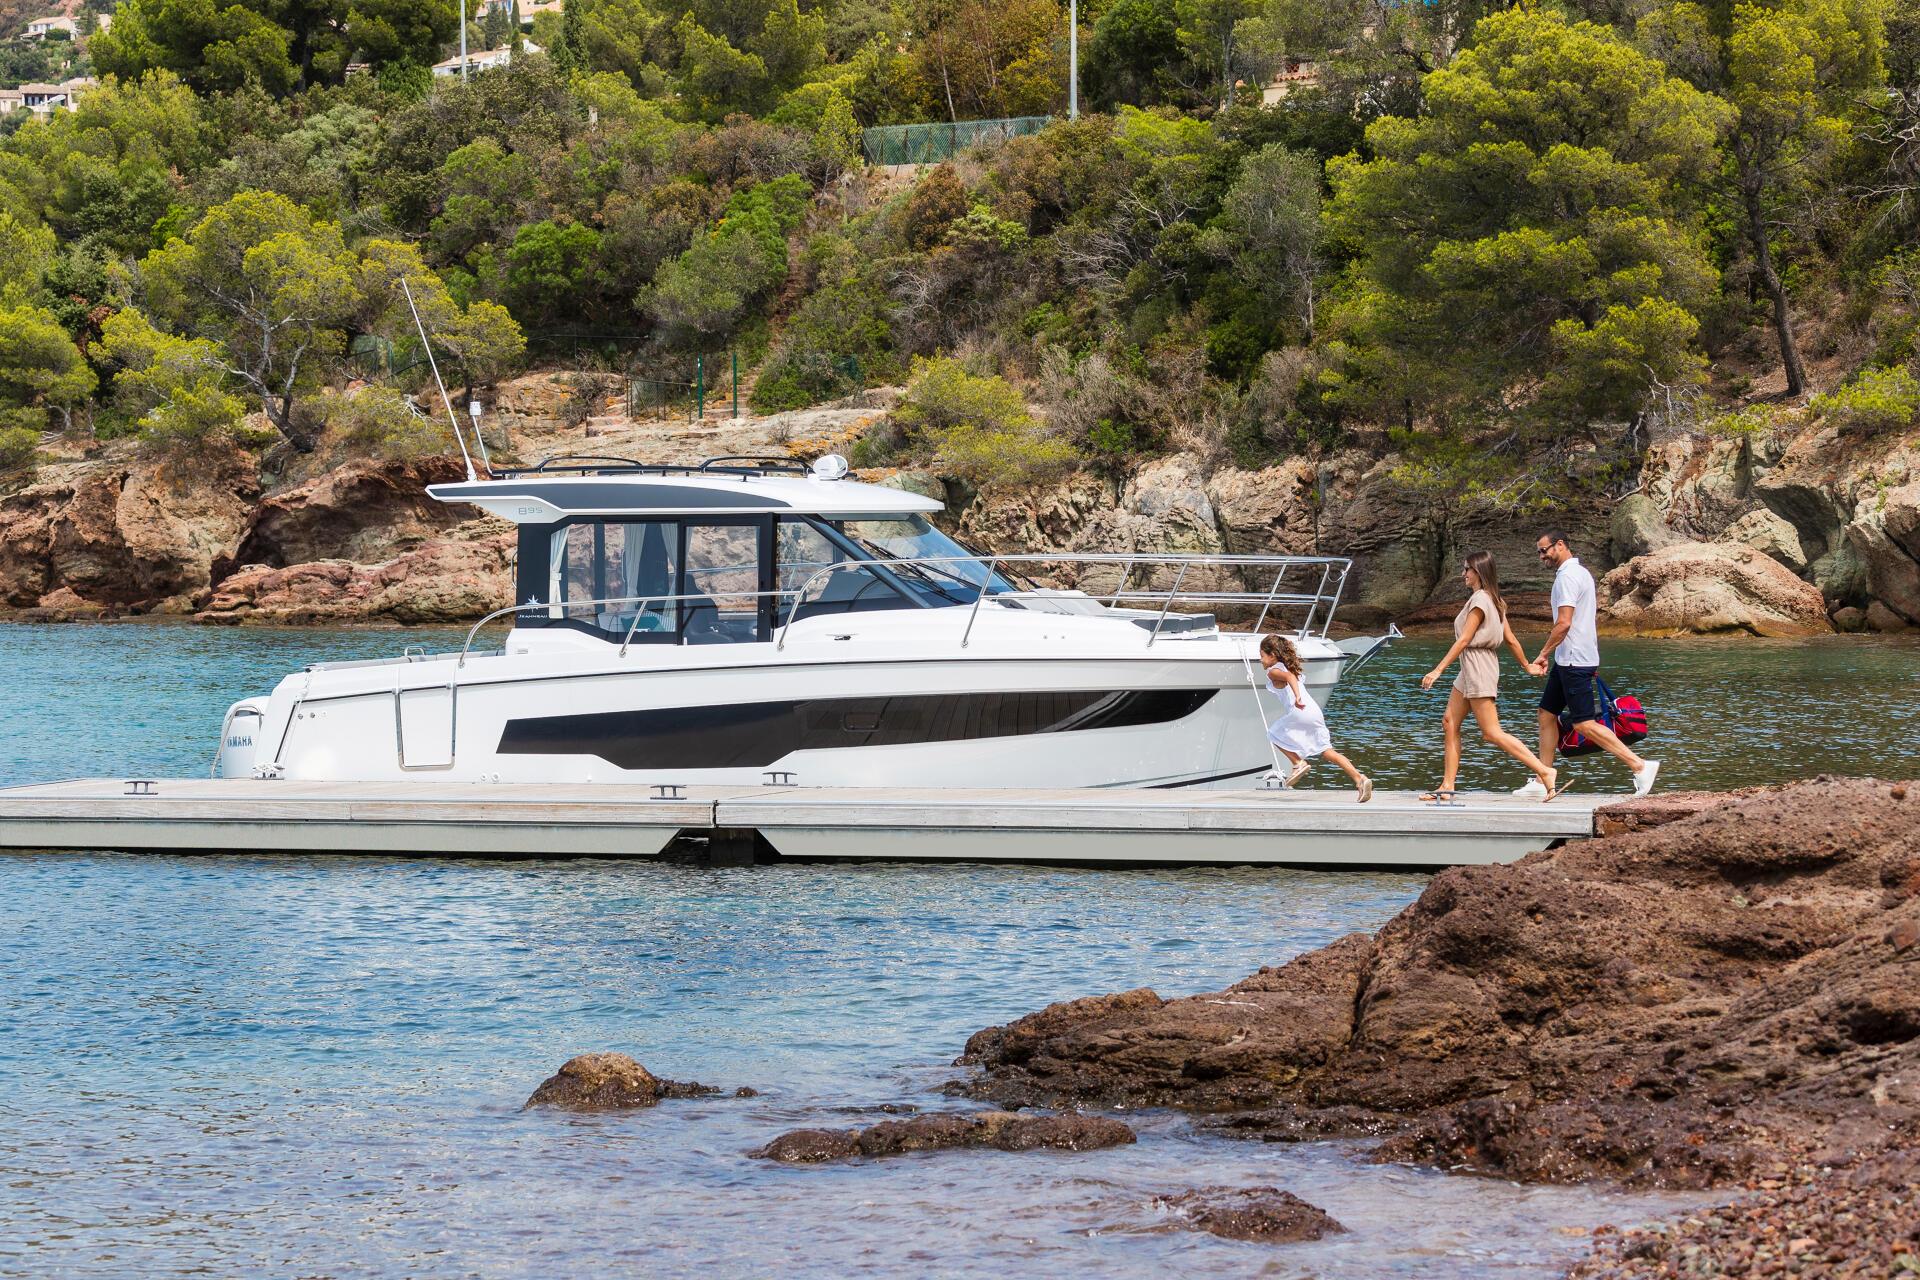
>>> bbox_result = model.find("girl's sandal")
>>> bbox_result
[1285,760,1311,788]
[1356,776,1374,804]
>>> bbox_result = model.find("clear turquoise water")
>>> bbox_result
[5,623,1910,1278]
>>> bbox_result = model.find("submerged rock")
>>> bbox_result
[756,1128,861,1163]
[753,1110,1135,1163]
[1152,1187,1346,1244]
[960,778,1920,1189]
[525,1052,719,1110]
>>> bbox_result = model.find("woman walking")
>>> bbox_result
[1418,551,1560,802]
[1260,633,1373,802]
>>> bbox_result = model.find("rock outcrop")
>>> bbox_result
[1149,1187,1346,1244]
[1848,481,1920,626]
[956,447,1613,623]
[218,455,475,572]
[0,442,258,614]
[198,531,513,624]
[960,778,1920,1189]
[1718,507,1807,571]
[524,1052,718,1109]
[753,1110,1135,1163]
[1598,542,1832,635]
[1619,415,1920,626]
[1610,493,1682,562]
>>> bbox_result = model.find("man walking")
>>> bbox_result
[1523,532,1659,797]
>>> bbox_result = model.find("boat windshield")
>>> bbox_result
[832,517,1016,606]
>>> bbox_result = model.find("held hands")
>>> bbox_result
[1527,658,1549,677]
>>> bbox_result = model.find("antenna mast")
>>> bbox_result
[400,277,488,481]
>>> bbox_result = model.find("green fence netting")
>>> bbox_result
[862,116,1052,166]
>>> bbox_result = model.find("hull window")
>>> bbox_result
[496,689,1218,770]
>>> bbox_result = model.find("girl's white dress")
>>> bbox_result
[1266,676,1331,757]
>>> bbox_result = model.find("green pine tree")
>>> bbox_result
[553,0,585,75]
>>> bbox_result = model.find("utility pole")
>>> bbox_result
[460,0,469,82]
[1068,0,1078,119]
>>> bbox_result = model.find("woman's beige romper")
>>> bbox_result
[1452,589,1503,700]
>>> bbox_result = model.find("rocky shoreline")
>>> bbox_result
[3,372,1917,634]
[949,777,1918,1267]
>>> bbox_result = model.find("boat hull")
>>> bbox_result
[246,648,1349,790]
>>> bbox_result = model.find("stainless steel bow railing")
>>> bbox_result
[772,552,1353,650]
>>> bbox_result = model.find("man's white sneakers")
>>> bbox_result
[1513,778,1549,799]
[1632,760,1661,797]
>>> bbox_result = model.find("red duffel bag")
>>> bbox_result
[1558,676,1648,756]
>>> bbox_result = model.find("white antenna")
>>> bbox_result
[1068,0,1078,119]
[467,399,493,473]
[400,277,481,481]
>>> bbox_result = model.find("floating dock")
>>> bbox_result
[0,779,1610,868]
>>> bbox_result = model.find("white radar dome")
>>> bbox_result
[811,453,850,481]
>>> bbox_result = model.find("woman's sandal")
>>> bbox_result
[1417,788,1457,804]
[1544,779,1576,803]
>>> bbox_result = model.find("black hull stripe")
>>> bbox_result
[497,689,1219,770]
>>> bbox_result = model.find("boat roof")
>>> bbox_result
[428,456,942,523]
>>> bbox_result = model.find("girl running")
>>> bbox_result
[1260,633,1373,802]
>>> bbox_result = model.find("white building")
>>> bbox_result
[23,15,79,39]
[16,82,69,112]
[7,77,95,114]
[430,40,540,77]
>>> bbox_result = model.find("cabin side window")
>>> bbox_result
[548,521,680,638]
[776,519,912,619]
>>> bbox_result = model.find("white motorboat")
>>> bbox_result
[213,454,1392,789]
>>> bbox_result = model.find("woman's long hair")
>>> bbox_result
[1260,632,1303,675]
[1465,550,1508,624]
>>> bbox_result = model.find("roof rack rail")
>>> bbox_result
[698,455,812,475]
[489,454,818,479]
[515,455,651,474]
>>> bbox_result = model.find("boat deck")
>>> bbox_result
[0,778,1612,868]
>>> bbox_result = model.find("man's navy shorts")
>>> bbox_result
[1540,663,1600,722]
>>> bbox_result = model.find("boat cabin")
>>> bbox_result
[428,456,1013,645]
